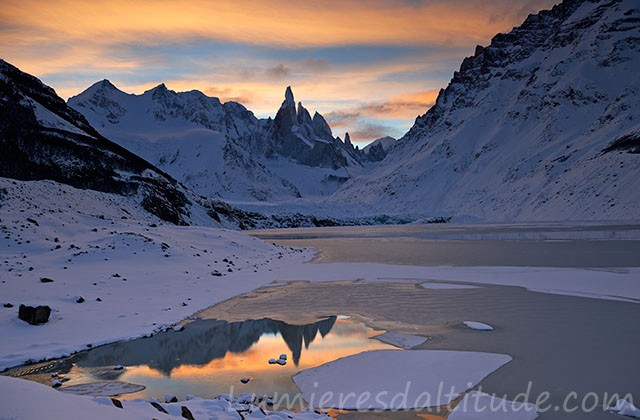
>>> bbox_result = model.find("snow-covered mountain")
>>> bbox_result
[362,136,397,162]
[69,84,368,202]
[1,59,342,229]
[0,59,196,225]
[331,0,640,221]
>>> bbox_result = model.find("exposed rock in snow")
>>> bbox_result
[18,304,51,325]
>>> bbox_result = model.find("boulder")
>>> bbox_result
[18,304,51,325]
[181,406,195,420]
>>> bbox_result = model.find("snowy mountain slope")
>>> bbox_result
[69,84,368,202]
[0,59,195,225]
[331,0,640,221]
[0,59,315,229]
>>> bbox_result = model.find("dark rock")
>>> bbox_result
[4,303,13,308]
[111,398,123,409]
[75,296,85,303]
[18,304,51,324]
[181,406,195,420]
[150,402,168,414]
[40,277,54,283]
[26,217,39,226]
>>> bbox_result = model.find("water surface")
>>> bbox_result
[55,316,395,402]
[251,222,640,267]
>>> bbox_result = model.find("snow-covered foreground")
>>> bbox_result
[0,178,311,370]
[0,376,329,420]
[2,178,640,419]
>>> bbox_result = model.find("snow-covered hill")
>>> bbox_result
[69,84,369,203]
[331,0,640,221]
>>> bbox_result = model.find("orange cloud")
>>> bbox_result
[1,0,557,49]
[0,0,558,143]
[359,89,441,120]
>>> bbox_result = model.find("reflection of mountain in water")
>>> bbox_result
[77,316,337,375]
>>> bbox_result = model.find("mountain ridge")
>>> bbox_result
[330,0,640,221]
[69,83,374,203]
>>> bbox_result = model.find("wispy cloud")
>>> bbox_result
[0,0,558,144]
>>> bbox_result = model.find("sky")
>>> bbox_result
[0,0,557,147]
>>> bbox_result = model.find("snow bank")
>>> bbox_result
[292,349,512,410]
[372,331,428,349]
[449,391,538,419]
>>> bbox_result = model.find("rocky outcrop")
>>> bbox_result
[18,305,51,325]
[269,87,361,169]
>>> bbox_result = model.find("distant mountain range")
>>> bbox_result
[0,59,374,228]
[2,0,638,223]
[68,82,392,203]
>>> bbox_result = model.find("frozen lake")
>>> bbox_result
[251,222,640,267]
[7,222,640,419]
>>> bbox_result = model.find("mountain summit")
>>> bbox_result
[332,0,640,221]
[270,86,360,168]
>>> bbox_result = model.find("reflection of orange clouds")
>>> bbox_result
[164,319,394,379]
[122,365,166,378]
[1,0,554,49]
